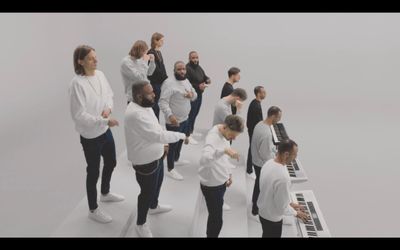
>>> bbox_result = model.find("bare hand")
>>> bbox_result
[184,90,194,99]
[290,203,303,211]
[226,177,233,187]
[107,118,119,127]
[148,54,155,61]
[235,100,243,110]
[199,82,206,91]
[101,108,111,118]
[169,115,179,127]
[296,210,310,223]
[224,148,239,161]
[163,144,169,159]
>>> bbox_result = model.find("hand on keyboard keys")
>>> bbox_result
[296,210,310,223]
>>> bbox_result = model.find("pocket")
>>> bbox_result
[133,160,159,175]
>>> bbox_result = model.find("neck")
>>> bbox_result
[155,46,161,50]
[227,79,234,85]
[274,155,285,165]
[265,118,273,126]
[85,70,95,76]
[255,96,262,102]
[225,95,235,105]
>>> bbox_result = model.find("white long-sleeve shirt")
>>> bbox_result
[212,98,232,126]
[251,121,277,167]
[124,101,186,165]
[257,159,297,222]
[120,56,156,102]
[69,70,113,139]
[159,76,197,124]
[198,125,232,187]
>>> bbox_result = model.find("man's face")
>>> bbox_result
[140,84,155,106]
[232,73,241,83]
[258,88,267,100]
[272,111,282,124]
[189,52,199,65]
[286,146,298,165]
[223,128,240,141]
[175,63,187,78]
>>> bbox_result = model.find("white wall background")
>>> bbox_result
[1,13,400,236]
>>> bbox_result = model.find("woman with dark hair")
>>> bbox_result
[69,45,124,224]
[147,32,168,120]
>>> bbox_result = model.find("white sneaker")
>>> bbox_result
[166,169,184,181]
[100,193,125,202]
[247,172,256,180]
[148,204,173,215]
[192,132,202,137]
[88,208,112,223]
[175,159,190,166]
[188,136,199,145]
[223,203,231,211]
[136,223,153,237]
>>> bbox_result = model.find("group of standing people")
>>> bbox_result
[69,31,309,238]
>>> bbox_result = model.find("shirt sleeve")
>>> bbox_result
[69,81,109,129]
[274,180,297,217]
[199,142,226,167]
[127,112,186,144]
[147,60,156,76]
[258,135,275,162]
[158,82,174,119]
[101,72,114,111]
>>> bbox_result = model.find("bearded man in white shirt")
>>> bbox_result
[125,80,187,237]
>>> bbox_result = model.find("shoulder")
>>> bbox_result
[70,75,84,88]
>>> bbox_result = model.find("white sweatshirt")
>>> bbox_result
[124,102,186,165]
[257,159,297,222]
[69,70,113,139]
[251,121,277,167]
[158,76,197,124]
[120,56,156,102]
[198,125,232,187]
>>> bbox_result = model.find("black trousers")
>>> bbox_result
[80,129,117,211]
[251,164,262,215]
[133,158,164,225]
[151,82,162,120]
[259,216,283,238]
[201,183,227,238]
[165,120,189,171]
[246,130,254,174]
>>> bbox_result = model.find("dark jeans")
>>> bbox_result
[246,130,254,174]
[151,82,162,120]
[80,129,117,211]
[251,164,262,215]
[133,158,164,225]
[188,93,202,135]
[200,183,227,238]
[259,216,283,238]
[165,120,189,171]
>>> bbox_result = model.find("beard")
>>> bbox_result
[189,61,199,68]
[175,72,187,81]
[140,96,155,108]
